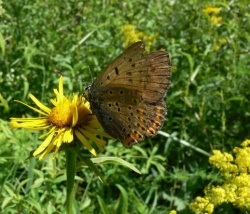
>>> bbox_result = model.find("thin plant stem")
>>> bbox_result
[66,149,77,214]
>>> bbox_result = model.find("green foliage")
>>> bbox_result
[0,0,249,213]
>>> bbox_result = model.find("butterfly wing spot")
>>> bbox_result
[124,133,142,147]
[131,63,135,67]
[114,67,119,75]
[128,58,132,62]
[140,125,146,131]
[124,134,138,147]
[140,110,146,116]
[107,75,110,80]
[133,130,144,140]
[153,121,161,128]
[120,90,124,94]
[127,117,131,121]
[139,134,143,139]
[146,128,156,136]
[109,90,113,94]
[108,103,112,107]
[117,107,121,112]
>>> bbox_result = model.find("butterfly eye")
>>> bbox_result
[84,85,91,100]
[85,85,91,91]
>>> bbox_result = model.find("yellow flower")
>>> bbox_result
[209,16,222,26]
[120,24,158,51]
[235,187,250,208]
[190,140,250,213]
[202,7,221,14]
[10,76,110,160]
[234,148,250,172]
[209,150,238,177]
[205,186,226,205]
[189,196,214,214]
[222,184,237,203]
[121,25,144,46]
[241,139,250,147]
[214,39,227,51]
[202,7,222,26]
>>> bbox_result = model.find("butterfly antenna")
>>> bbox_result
[54,69,72,78]
[55,68,93,87]
[55,69,83,82]
[87,66,94,84]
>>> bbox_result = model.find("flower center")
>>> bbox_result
[48,101,73,127]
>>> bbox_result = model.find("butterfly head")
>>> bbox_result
[83,85,92,101]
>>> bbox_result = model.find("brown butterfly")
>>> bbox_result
[88,41,171,147]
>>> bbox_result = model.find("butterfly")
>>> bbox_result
[87,41,171,147]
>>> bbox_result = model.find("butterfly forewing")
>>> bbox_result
[89,41,171,147]
[92,42,146,88]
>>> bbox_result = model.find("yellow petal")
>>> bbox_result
[84,126,112,138]
[72,105,78,127]
[75,129,97,156]
[33,131,55,156]
[79,128,106,152]
[63,128,73,143]
[14,100,48,116]
[29,94,51,113]
[39,143,54,160]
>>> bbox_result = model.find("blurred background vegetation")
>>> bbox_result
[0,0,249,213]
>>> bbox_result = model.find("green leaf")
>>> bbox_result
[116,184,128,214]
[97,196,109,214]
[91,156,141,174]
[79,156,104,182]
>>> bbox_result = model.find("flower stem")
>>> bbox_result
[66,149,76,214]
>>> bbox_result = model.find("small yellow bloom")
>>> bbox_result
[206,186,226,205]
[191,140,250,213]
[209,150,238,177]
[235,187,250,208]
[189,196,214,214]
[202,7,221,14]
[234,148,250,172]
[241,139,250,147]
[222,184,237,203]
[121,24,158,51]
[10,76,110,159]
[209,16,222,26]
[214,38,227,51]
